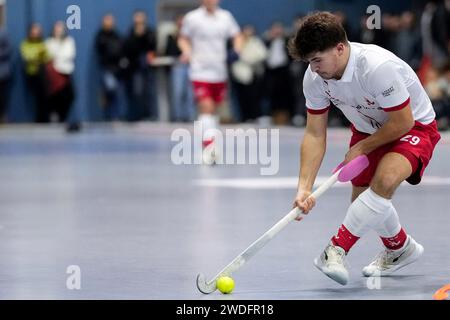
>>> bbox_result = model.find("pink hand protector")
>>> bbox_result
[333,155,370,182]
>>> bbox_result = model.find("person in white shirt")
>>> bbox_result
[178,0,242,164]
[45,21,76,124]
[288,12,441,285]
[231,24,267,122]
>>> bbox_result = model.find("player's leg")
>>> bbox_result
[193,81,225,164]
[370,152,412,198]
[197,97,219,164]
[200,82,228,164]
[315,153,412,285]
[362,152,424,276]
[192,81,219,155]
[198,97,218,142]
[351,186,368,202]
[315,186,372,285]
[314,129,375,285]
[198,97,216,114]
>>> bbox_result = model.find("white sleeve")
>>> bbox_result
[226,12,240,38]
[65,37,76,60]
[369,62,410,112]
[303,69,330,114]
[180,14,193,38]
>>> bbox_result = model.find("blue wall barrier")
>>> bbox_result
[4,0,411,122]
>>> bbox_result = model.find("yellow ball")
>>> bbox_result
[216,276,234,294]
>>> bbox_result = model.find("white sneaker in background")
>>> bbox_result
[202,139,217,165]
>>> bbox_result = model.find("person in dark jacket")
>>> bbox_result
[394,11,423,71]
[95,14,124,120]
[165,14,196,122]
[430,0,450,68]
[122,10,157,121]
[0,27,12,122]
[263,22,294,125]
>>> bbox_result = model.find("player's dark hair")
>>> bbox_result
[288,11,348,61]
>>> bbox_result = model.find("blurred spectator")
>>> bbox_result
[430,0,450,68]
[264,22,293,125]
[165,14,196,122]
[231,24,267,122]
[123,10,157,121]
[394,11,422,71]
[381,13,402,53]
[357,14,390,48]
[358,16,374,44]
[418,1,438,83]
[45,21,76,124]
[425,64,450,130]
[334,11,356,41]
[289,15,308,127]
[420,1,436,57]
[20,23,50,123]
[95,14,124,121]
[0,27,12,122]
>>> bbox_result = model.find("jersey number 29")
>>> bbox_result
[400,135,420,145]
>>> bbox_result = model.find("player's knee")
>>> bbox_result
[351,187,368,203]
[370,173,399,198]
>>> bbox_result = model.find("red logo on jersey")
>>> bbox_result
[364,97,375,106]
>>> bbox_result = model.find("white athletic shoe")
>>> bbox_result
[362,236,424,277]
[202,140,217,165]
[314,243,349,285]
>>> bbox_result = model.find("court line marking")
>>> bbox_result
[193,176,450,189]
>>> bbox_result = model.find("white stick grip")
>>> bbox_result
[309,171,339,200]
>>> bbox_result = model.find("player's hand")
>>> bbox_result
[344,141,367,164]
[293,190,315,221]
[146,51,156,65]
[179,52,191,64]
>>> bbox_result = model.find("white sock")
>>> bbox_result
[198,114,217,142]
[343,188,393,237]
[213,115,220,128]
[372,204,402,238]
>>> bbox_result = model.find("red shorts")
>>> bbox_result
[350,120,441,187]
[192,81,227,104]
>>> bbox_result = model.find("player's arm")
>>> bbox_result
[346,103,414,162]
[345,62,415,163]
[228,13,243,55]
[299,112,328,192]
[294,110,328,216]
[177,35,192,63]
[232,32,244,54]
[293,72,330,217]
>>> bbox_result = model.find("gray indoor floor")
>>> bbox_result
[0,122,449,300]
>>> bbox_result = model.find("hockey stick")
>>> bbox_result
[196,155,369,294]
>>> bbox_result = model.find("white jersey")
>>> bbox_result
[45,36,76,75]
[303,42,435,134]
[181,6,240,83]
